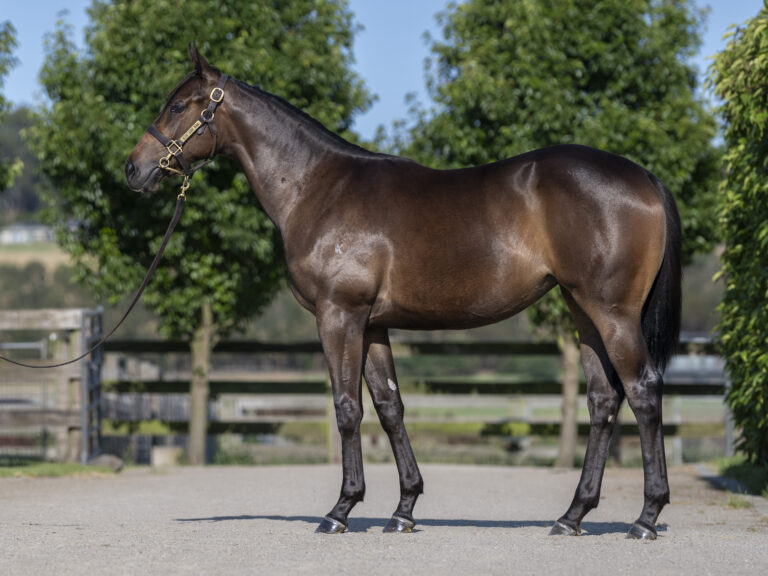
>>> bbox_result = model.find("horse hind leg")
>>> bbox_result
[612,331,669,540]
[550,292,624,536]
[572,299,669,540]
[363,327,424,533]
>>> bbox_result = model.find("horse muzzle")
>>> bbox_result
[125,159,163,193]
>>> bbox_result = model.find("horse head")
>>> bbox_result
[125,43,227,193]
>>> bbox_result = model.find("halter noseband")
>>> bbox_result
[148,74,229,180]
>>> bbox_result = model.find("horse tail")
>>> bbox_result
[642,172,682,374]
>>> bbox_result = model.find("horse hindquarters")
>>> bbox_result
[550,174,681,539]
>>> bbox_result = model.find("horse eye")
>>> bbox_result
[169,102,186,114]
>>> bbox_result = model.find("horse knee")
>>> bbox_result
[587,389,621,428]
[334,394,362,435]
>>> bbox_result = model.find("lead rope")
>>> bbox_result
[0,178,189,369]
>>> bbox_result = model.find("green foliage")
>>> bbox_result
[393,0,720,336]
[709,7,768,465]
[30,0,372,341]
[0,107,51,224]
[0,20,23,192]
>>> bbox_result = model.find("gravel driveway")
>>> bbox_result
[1,464,766,575]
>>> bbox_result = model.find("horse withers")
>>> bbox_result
[126,44,681,540]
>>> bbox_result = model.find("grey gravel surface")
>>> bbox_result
[1,464,767,575]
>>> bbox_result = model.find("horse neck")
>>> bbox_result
[220,81,375,231]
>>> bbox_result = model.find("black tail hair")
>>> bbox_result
[642,172,682,373]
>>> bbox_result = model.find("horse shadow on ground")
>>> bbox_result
[174,515,664,536]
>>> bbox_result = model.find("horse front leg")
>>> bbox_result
[363,327,424,533]
[315,302,369,534]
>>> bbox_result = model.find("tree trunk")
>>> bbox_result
[188,301,216,466]
[557,332,580,467]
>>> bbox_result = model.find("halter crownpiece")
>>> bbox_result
[148,74,229,181]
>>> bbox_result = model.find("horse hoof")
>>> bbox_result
[383,516,415,533]
[626,522,657,540]
[549,521,580,536]
[315,516,347,534]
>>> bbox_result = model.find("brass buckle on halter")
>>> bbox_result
[159,153,183,175]
[210,87,225,103]
[166,140,183,156]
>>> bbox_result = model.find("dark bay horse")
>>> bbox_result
[126,45,681,540]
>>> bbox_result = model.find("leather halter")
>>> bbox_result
[148,74,229,178]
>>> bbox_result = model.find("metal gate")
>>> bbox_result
[0,308,104,463]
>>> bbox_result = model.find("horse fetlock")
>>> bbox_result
[400,474,424,495]
[575,492,601,514]
[645,486,671,509]
[341,483,366,505]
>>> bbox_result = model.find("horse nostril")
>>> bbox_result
[125,160,138,182]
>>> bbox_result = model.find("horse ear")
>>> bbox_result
[188,41,218,79]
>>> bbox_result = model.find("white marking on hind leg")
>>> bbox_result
[387,378,397,391]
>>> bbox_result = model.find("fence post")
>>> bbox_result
[188,301,214,466]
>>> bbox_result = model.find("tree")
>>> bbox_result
[709,7,768,465]
[0,21,22,192]
[0,107,51,224]
[31,0,372,464]
[397,0,720,466]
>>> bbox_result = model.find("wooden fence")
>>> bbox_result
[0,309,103,463]
[94,336,728,466]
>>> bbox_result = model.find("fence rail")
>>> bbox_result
[1,303,728,467]
[92,336,729,466]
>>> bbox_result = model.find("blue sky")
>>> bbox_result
[2,0,765,140]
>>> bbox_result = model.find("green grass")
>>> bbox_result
[725,494,754,509]
[0,462,114,478]
[717,455,768,497]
